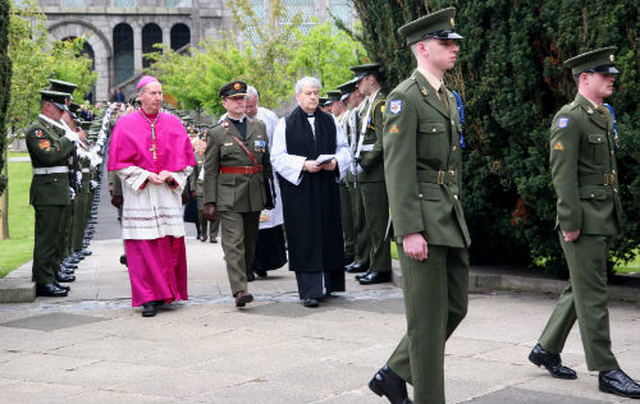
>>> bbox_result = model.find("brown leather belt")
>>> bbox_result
[220,165,263,175]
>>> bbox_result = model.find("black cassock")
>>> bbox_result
[278,107,345,299]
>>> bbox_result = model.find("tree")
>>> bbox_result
[0,0,12,239]
[350,0,640,276]
[1,0,96,240]
[287,21,366,91]
[7,0,96,137]
[148,0,365,116]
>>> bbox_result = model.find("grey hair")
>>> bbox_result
[246,85,259,100]
[295,76,321,94]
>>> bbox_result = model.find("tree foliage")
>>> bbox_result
[6,0,96,136]
[1,0,12,196]
[147,0,365,116]
[350,0,640,277]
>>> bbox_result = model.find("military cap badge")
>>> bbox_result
[234,82,242,91]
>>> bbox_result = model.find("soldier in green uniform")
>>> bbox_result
[338,78,370,275]
[368,8,469,404]
[203,80,272,308]
[351,63,391,285]
[528,47,640,399]
[26,90,82,297]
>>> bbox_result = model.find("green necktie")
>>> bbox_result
[438,87,450,115]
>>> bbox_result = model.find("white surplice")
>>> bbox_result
[271,113,351,186]
[117,166,193,240]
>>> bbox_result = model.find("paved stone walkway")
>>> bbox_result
[0,172,639,403]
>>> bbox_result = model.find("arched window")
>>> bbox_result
[170,23,190,51]
[113,23,134,84]
[142,23,163,69]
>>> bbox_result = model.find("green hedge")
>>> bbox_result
[348,1,639,277]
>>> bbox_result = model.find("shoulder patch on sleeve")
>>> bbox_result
[389,100,402,115]
[557,117,569,129]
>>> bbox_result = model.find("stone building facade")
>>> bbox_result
[36,0,355,102]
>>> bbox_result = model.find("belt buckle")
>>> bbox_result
[437,171,445,185]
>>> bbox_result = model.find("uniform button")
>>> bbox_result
[451,120,455,126]
[612,170,616,174]
[432,128,437,133]
[449,170,455,176]
[452,145,457,151]
[419,194,423,199]
[614,189,618,194]
[590,194,595,198]
[453,194,459,200]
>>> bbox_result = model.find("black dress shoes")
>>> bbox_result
[142,301,158,317]
[59,265,75,275]
[528,343,577,379]
[62,260,78,269]
[345,262,368,273]
[35,283,68,297]
[54,280,71,291]
[359,270,392,285]
[303,298,319,308]
[246,271,255,282]
[55,271,76,283]
[599,369,640,398]
[234,290,254,307]
[355,268,372,281]
[369,365,413,404]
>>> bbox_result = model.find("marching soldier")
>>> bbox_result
[26,90,81,297]
[203,80,272,308]
[529,47,640,399]
[351,63,392,285]
[369,8,470,404]
[338,78,370,275]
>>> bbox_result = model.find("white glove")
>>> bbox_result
[350,164,363,175]
[69,187,76,200]
[76,171,83,185]
[90,180,98,190]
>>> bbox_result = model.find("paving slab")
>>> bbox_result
[0,164,639,403]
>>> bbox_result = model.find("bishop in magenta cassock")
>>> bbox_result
[108,76,196,317]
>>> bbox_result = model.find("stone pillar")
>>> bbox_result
[132,22,143,73]
[162,21,171,50]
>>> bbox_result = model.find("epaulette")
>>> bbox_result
[371,98,387,127]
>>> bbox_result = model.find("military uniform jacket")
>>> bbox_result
[550,93,622,235]
[26,116,75,206]
[357,90,387,183]
[203,117,272,213]
[383,70,470,248]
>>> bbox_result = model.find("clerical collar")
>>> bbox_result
[228,115,245,123]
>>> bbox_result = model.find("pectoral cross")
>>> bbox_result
[140,110,160,160]
[149,123,157,159]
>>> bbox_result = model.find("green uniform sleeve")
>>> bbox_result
[203,129,220,205]
[549,112,581,231]
[383,92,424,238]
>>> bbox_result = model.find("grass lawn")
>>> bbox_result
[615,250,640,274]
[0,161,34,278]
[8,151,29,159]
